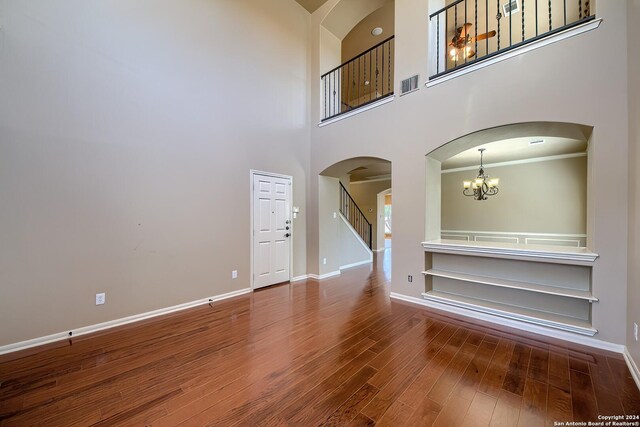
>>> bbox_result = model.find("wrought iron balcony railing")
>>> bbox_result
[429,0,594,79]
[321,36,394,122]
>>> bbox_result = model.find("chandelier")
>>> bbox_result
[463,148,499,200]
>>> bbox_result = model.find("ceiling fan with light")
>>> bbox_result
[449,23,496,61]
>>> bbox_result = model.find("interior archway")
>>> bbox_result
[426,121,593,249]
[318,156,392,277]
[421,122,599,338]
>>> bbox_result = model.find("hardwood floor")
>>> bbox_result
[1,249,639,426]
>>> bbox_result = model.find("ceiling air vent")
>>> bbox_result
[401,75,419,95]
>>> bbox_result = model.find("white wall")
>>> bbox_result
[309,1,629,344]
[339,217,372,268]
[318,175,341,274]
[627,0,640,367]
[320,26,342,75]
[318,176,371,274]
[0,0,310,347]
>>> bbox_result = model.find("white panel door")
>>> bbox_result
[253,174,291,289]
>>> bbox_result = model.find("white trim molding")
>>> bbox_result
[290,275,310,282]
[441,234,470,241]
[440,231,587,248]
[624,347,640,391]
[0,288,251,355]
[426,18,602,88]
[340,259,373,270]
[475,235,519,244]
[389,292,624,354]
[308,271,341,280]
[441,230,587,238]
[423,239,598,265]
[350,177,393,185]
[524,238,581,247]
[318,96,395,127]
[441,152,587,174]
[422,291,596,336]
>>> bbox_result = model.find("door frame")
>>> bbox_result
[249,170,294,290]
[376,188,392,251]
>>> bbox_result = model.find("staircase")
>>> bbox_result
[339,182,372,249]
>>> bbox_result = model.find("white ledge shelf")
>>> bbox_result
[422,269,598,302]
[422,239,599,266]
[422,290,597,336]
[318,96,395,127]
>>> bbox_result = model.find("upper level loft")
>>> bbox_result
[320,1,395,122]
[429,0,596,79]
[319,0,596,123]
[321,35,395,122]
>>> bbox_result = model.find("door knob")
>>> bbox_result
[286,226,290,230]
[285,233,291,238]
[285,220,290,224]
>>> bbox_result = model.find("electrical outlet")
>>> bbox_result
[95,293,105,305]
[634,322,638,341]
[323,258,327,265]
[408,275,413,283]
[333,212,337,219]
[232,270,238,279]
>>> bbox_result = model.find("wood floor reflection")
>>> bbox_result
[1,249,639,426]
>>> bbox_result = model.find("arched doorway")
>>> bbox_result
[318,157,392,277]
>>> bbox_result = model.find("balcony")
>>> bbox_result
[429,0,595,79]
[321,36,395,122]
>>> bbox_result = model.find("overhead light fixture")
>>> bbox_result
[462,148,499,201]
[371,27,383,36]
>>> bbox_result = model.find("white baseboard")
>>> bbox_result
[374,248,386,252]
[389,292,625,354]
[0,288,252,356]
[340,259,373,270]
[290,275,310,282]
[308,271,341,280]
[623,347,640,391]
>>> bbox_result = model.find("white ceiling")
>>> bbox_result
[322,0,392,39]
[441,136,588,170]
[320,157,391,181]
[348,162,392,181]
[428,122,591,162]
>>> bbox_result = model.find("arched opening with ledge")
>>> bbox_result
[423,122,598,337]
